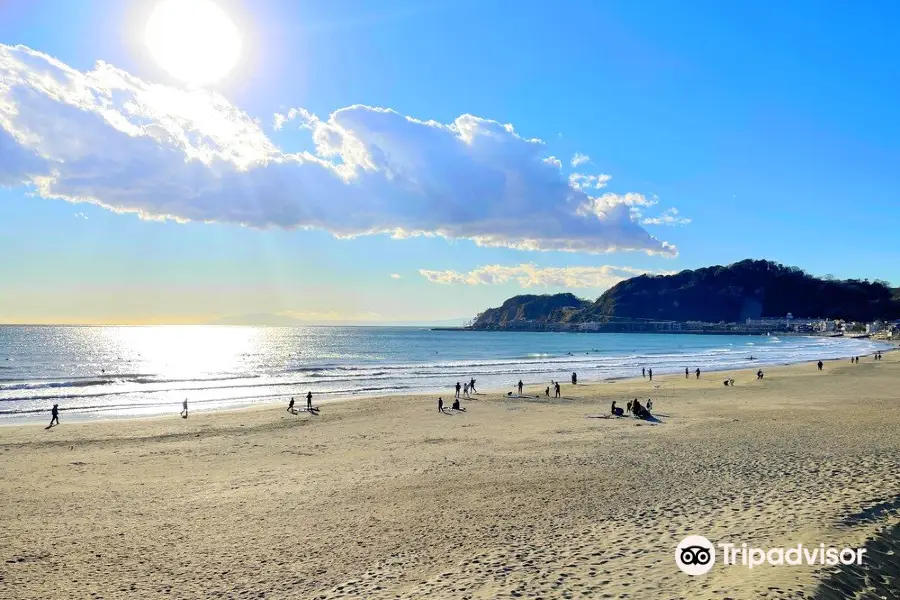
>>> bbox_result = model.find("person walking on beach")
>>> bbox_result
[554,382,561,398]
[685,367,689,379]
[48,403,60,427]
[517,380,524,395]
[287,397,295,413]
[695,368,701,379]
[306,391,313,411]
[545,386,550,397]
[470,378,477,393]
[455,382,461,398]
[180,398,188,418]
[817,360,823,371]
[648,368,653,381]
[438,397,444,412]
[571,372,577,385]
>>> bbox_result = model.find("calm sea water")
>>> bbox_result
[0,326,889,422]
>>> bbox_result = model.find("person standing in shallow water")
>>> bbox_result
[648,368,653,381]
[48,404,60,427]
[571,372,577,385]
[685,367,689,379]
[642,367,646,378]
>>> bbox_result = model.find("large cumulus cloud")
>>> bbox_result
[0,43,679,255]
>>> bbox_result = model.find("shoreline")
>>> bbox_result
[4,344,894,430]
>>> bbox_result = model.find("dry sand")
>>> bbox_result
[2,353,899,599]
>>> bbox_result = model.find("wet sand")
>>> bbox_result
[1,353,898,599]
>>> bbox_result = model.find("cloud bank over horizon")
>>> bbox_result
[419,264,674,289]
[0,43,683,256]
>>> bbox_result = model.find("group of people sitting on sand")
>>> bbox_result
[610,398,653,420]
[438,396,465,412]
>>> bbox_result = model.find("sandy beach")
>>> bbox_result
[2,353,899,599]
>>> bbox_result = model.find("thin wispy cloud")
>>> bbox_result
[571,152,590,167]
[641,207,691,226]
[419,264,673,289]
[390,273,401,279]
[0,43,682,256]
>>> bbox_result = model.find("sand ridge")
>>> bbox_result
[1,353,899,599]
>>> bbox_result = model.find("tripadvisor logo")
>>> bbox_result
[676,535,715,575]
[675,535,866,576]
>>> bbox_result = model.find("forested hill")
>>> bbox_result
[469,260,900,327]
[468,293,589,327]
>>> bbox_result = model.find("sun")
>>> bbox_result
[145,0,241,86]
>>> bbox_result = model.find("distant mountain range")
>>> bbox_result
[209,314,470,327]
[470,259,900,328]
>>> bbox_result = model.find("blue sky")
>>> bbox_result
[1,0,899,324]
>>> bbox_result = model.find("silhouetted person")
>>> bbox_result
[685,367,689,379]
[554,382,561,398]
[647,399,653,411]
[611,400,617,415]
[817,360,823,371]
[642,367,646,378]
[306,391,313,411]
[48,404,59,427]
[287,397,295,412]
[455,382,461,398]
[695,368,701,379]
[626,400,633,413]
[545,386,550,397]
[463,382,469,397]
[452,398,464,411]
[517,380,524,395]
[648,368,653,381]
[181,398,188,418]
[438,397,444,412]
[757,369,764,380]
[470,378,477,393]
[571,372,577,385]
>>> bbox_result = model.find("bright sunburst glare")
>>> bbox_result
[145,0,241,86]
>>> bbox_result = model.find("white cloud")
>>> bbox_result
[542,155,562,169]
[571,152,590,167]
[390,273,401,279]
[73,212,88,220]
[419,264,673,289]
[568,172,611,191]
[0,43,679,256]
[641,207,691,226]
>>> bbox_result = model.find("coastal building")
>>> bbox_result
[866,321,884,334]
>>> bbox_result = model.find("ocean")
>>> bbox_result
[0,326,890,422]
